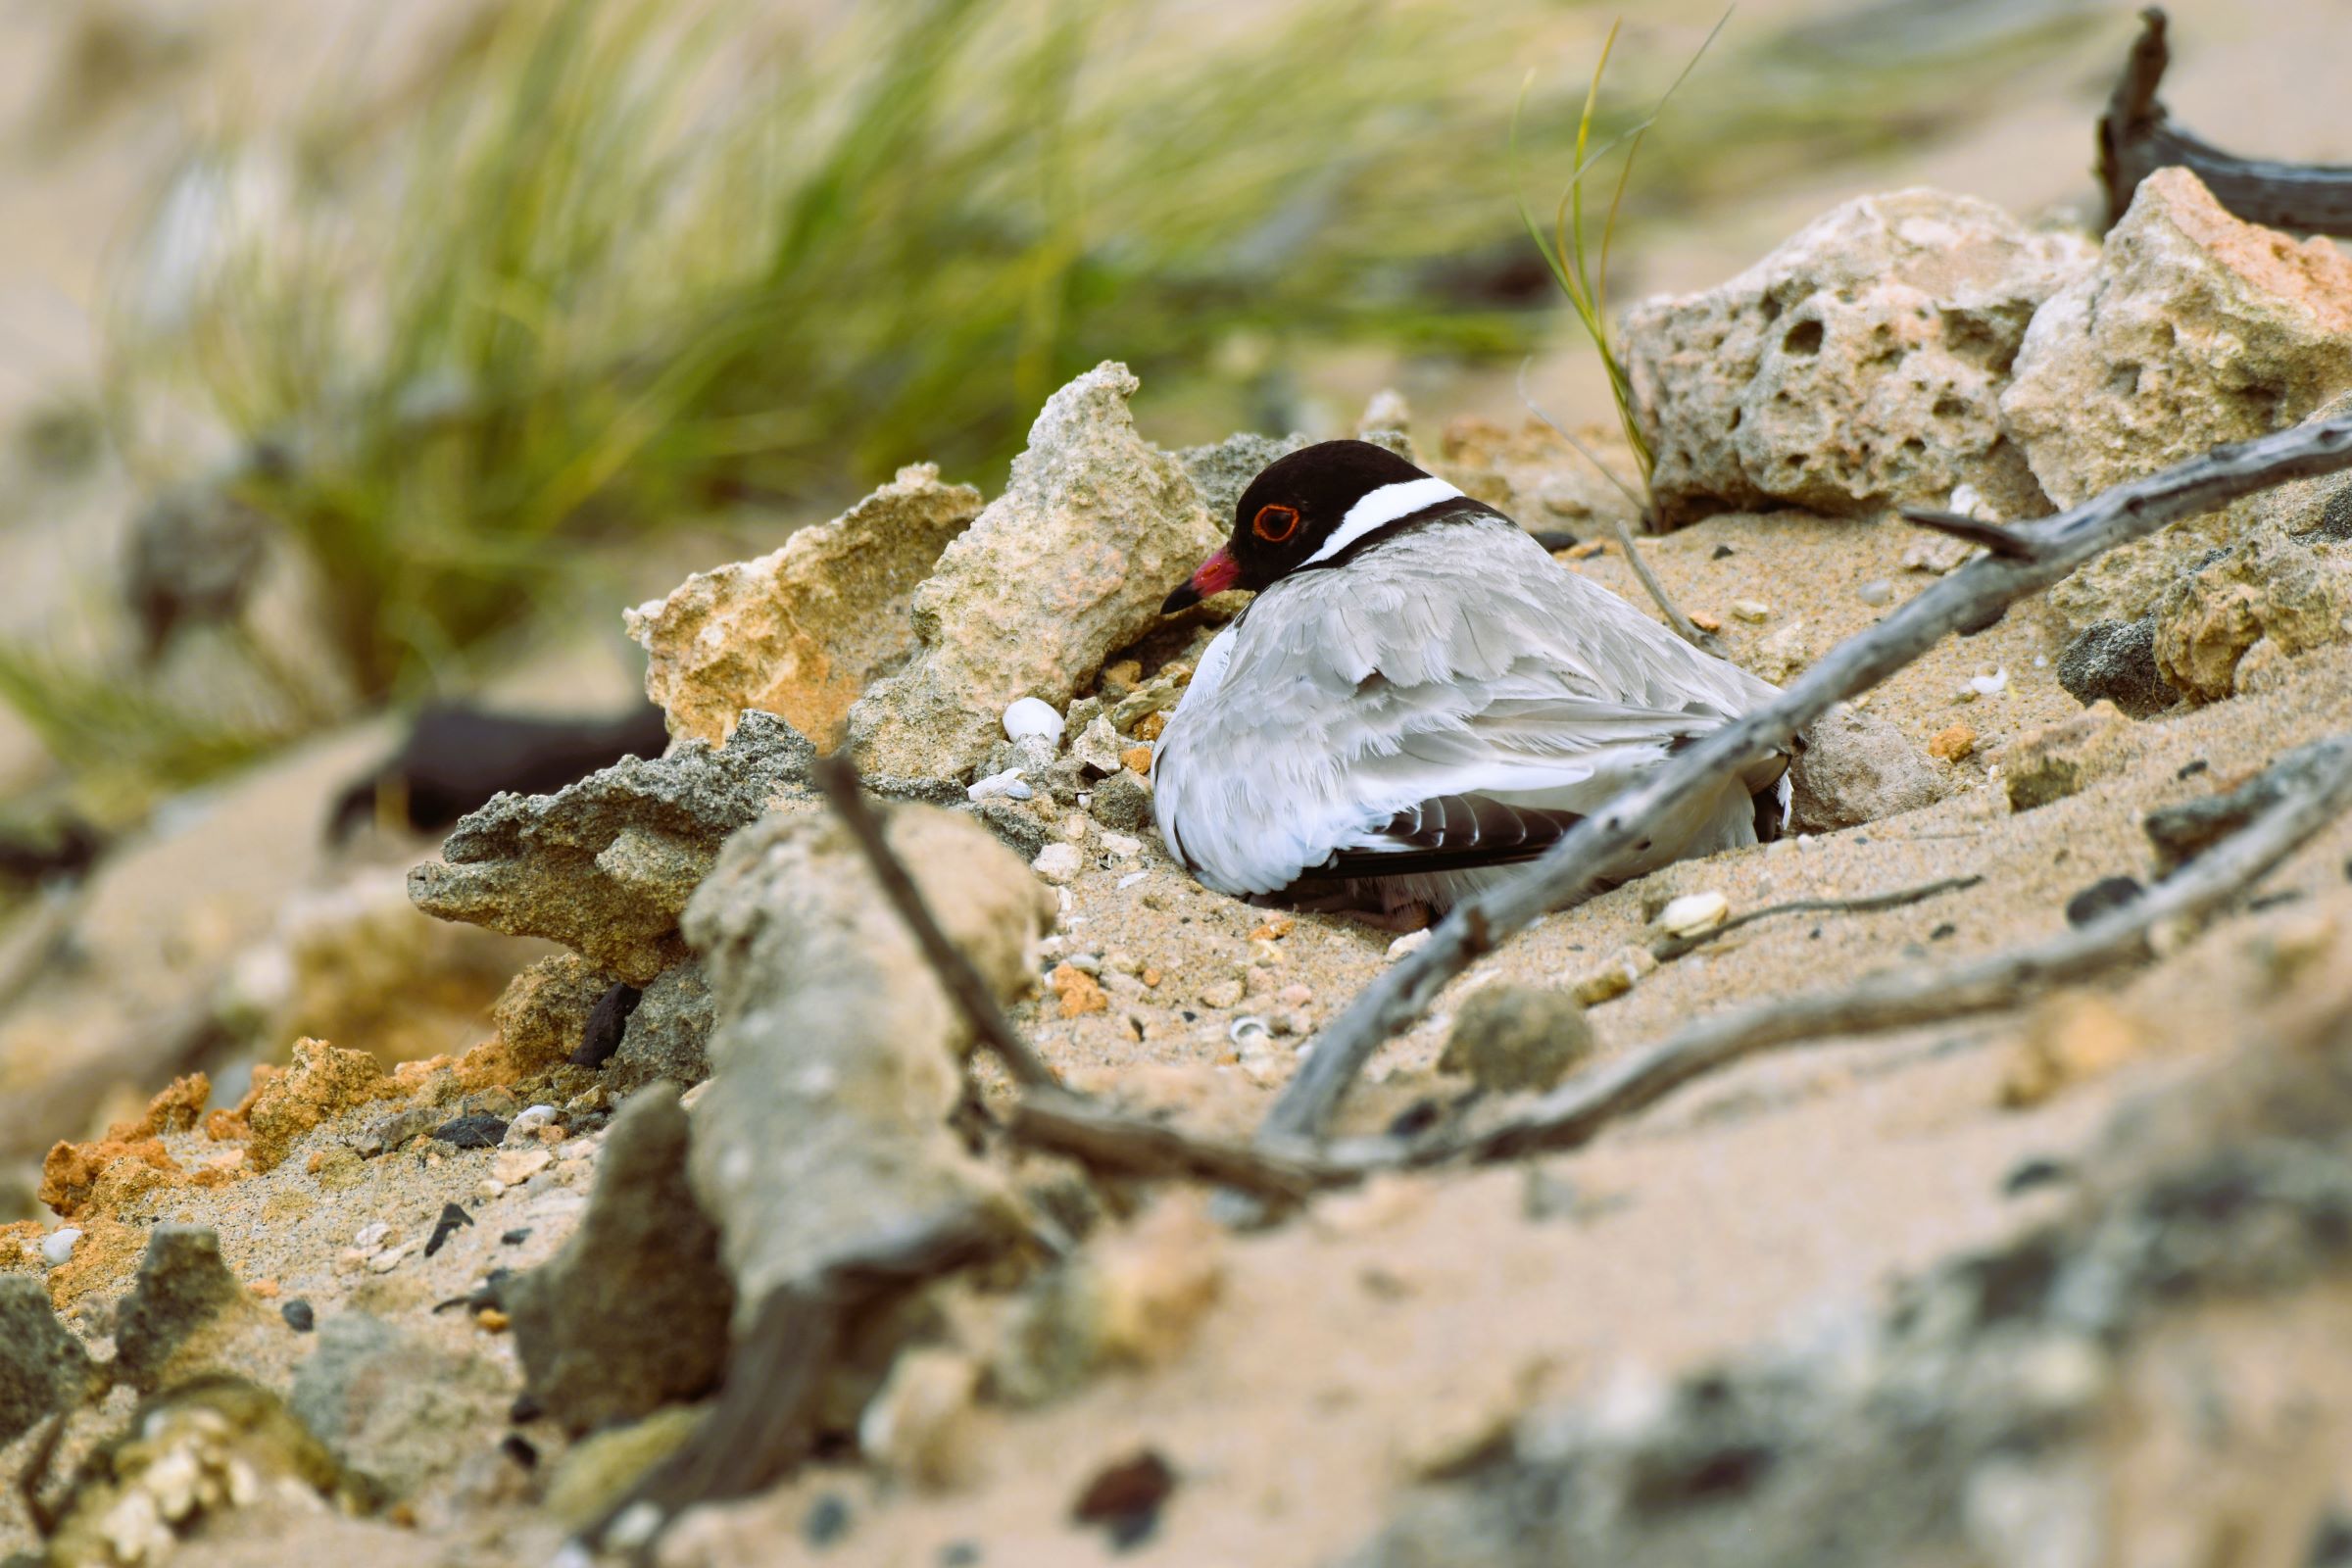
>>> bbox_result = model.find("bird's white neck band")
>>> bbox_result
[1300,476,1464,566]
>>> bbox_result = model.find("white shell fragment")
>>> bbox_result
[1657,891,1731,937]
[966,768,1031,802]
[1970,668,2010,697]
[40,1227,80,1267]
[1003,697,1065,746]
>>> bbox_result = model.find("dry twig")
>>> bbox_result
[1417,731,2352,1164]
[1008,1092,1350,1204]
[1260,410,2352,1149]
[2098,8,2352,235]
[1645,873,1984,963]
[812,753,1058,1090]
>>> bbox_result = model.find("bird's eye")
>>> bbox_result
[1252,504,1300,543]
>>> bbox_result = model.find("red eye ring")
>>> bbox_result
[1252,504,1300,543]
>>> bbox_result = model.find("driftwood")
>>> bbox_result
[1007,1093,1349,1204]
[1258,410,2352,1149]
[1426,732,2352,1165]
[2098,8,2352,236]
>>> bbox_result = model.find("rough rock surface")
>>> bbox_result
[1177,431,1308,524]
[608,961,716,1092]
[1439,985,1594,1094]
[2002,168,2352,510]
[680,805,1053,1318]
[492,953,614,1071]
[1786,705,1945,832]
[627,465,984,750]
[2054,617,2179,717]
[2000,703,2134,811]
[506,1083,734,1435]
[0,1275,96,1445]
[113,1225,253,1393]
[288,1313,509,1499]
[245,1039,390,1172]
[845,364,1223,780]
[408,710,815,982]
[1625,189,2091,524]
[2152,531,2352,704]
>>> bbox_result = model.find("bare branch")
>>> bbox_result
[1433,731,2352,1163]
[1007,1092,1349,1204]
[811,754,1060,1091]
[1259,410,2352,1148]
[2098,8,2352,235]
[1646,873,1983,963]
[1897,507,2041,562]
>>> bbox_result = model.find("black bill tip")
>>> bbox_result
[1159,582,1201,614]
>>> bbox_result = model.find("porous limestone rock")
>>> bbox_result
[845,364,1223,781]
[2054,618,2179,718]
[1439,984,1594,1094]
[627,465,983,750]
[1787,705,1945,832]
[608,961,715,1092]
[2002,168,2352,510]
[408,710,815,982]
[1626,189,2092,524]
[114,1225,262,1394]
[289,1314,509,1500]
[1433,416,1641,530]
[1179,430,1309,524]
[506,1084,734,1435]
[2151,531,2352,703]
[2002,703,2136,811]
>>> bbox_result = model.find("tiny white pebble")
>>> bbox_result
[353,1221,391,1250]
[2033,654,2048,667]
[966,767,1029,802]
[476,1178,507,1200]
[1386,930,1433,960]
[1100,831,1142,859]
[1732,599,1772,622]
[1970,668,2009,697]
[40,1228,80,1267]
[1034,843,1083,884]
[1856,579,1893,607]
[1003,697,1065,746]
[1657,891,1730,937]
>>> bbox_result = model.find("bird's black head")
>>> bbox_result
[1160,440,1452,612]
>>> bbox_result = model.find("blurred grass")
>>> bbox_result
[28,0,2108,804]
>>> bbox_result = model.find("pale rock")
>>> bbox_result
[1788,704,1945,832]
[627,465,982,749]
[2001,703,2135,811]
[1657,891,1730,937]
[2003,169,2352,509]
[1032,843,1083,885]
[1627,189,2091,524]
[1002,698,1064,747]
[493,1149,554,1186]
[846,365,1223,779]
[2151,531,2352,703]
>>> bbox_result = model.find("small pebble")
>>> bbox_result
[1857,578,1894,607]
[1198,978,1246,1009]
[501,1434,539,1470]
[1033,843,1084,884]
[353,1221,391,1251]
[1386,930,1433,961]
[493,1149,555,1186]
[476,1178,507,1200]
[803,1493,855,1548]
[556,1138,597,1162]
[1689,610,1724,632]
[39,1227,80,1267]
[280,1298,316,1333]
[1071,1448,1177,1550]
[1656,891,1729,937]
[1003,697,1065,746]
[425,1201,475,1258]
[1929,723,1977,761]
[430,1113,509,1150]
[1100,831,1143,860]
[506,1105,559,1144]
[1970,668,2009,697]
[966,768,1031,803]
[1731,599,1771,622]
[1710,544,1736,561]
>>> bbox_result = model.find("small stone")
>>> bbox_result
[1132,710,1167,743]
[804,1493,855,1548]
[507,1104,559,1143]
[1857,578,1894,607]
[493,1149,555,1186]
[1198,978,1246,1009]
[40,1228,80,1267]
[1439,985,1593,1093]
[2063,876,2143,927]
[281,1299,316,1333]
[1052,964,1110,1018]
[1731,599,1772,622]
[1689,611,1724,633]
[430,1113,510,1150]
[0,1277,96,1446]
[1569,945,1656,1005]
[424,1202,475,1258]
[1276,983,1313,1007]
[1071,1448,1178,1549]
[2055,616,2179,718]
[1033,843,1084,885]
[114,1225,250,1394]
[1788,704,1944,832]
[1928,723,1977,761]
[1089,769,1152,832]
[1120,745,1153,775]
[353,1222,391,1252]
[1003,697,1065,747]
[966,767,1031,803]
[1386,930,1432,961]
[1656,891,1730,937]
[367,1243,417,1274]
[1100,831,1142,860]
